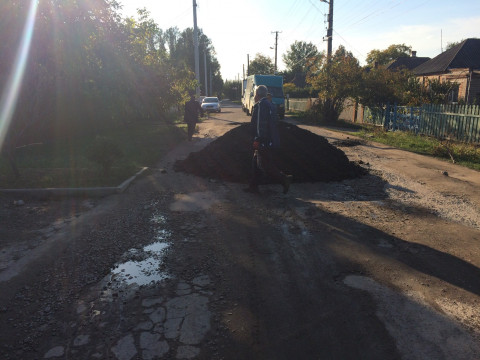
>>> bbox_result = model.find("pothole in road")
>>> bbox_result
[105,212,172,291]
[110,241,170,286]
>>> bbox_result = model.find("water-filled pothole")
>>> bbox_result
[107,211,172,288]
[110,241,169,286]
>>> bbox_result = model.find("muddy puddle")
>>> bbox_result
[101,211,173,298]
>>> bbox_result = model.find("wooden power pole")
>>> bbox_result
[193,0,200,98]
[271,31,281,74]
[322,0,333,60]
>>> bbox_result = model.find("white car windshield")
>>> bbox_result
[203,97,218,103]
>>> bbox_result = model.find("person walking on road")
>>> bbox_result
[184,94,203,141]
[245,85,292,194]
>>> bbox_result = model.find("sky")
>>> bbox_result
[118,0,480,81]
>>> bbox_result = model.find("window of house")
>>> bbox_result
[448,87,459,103]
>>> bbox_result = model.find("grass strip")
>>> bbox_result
[0,122,186,189]
[351,125,480,171]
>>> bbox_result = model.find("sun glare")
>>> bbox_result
[0,0,38,149]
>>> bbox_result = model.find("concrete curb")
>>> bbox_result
[0,167,150,199]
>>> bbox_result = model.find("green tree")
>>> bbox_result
[166,27,222,96]
[223,80,243,101]
[1,0,125,176]
[282,41,322,82]
[359,68,460,108]
[445,39,465,51]
[424,79,460,104]
[0,0,226,178]
[360,67,406,107]
[0,1,209,177]
[248,53,275,75]
[307,45,362,122]
[366,44,412,66]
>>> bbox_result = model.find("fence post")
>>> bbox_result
[410,106,415,134]
[393,103,398,130]
[384,103,389,129]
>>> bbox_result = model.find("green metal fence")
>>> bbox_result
[364,104,480,143]
[420,104,480,143]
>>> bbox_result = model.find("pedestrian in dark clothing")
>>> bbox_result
[184,95,203,141]
[266,93,280,147]
[245,85,292,194]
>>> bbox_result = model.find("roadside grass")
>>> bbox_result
[352,125,480,171]
[286,112,480,171]
[0,121,186,189]
[287,110,364,130]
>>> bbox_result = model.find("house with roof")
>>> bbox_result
[414,38,480,104]
[386,51,430,71]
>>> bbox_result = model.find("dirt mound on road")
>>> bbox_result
[174,122,365,184]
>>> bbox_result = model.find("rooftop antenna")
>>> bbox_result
[441,29,443,53]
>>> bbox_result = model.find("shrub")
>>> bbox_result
[86,136,123,174]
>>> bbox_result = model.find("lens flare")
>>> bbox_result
[0,0,38,149]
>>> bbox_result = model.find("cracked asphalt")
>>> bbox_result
[1,102,480,359]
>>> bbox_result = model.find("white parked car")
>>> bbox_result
[201,97,221,113]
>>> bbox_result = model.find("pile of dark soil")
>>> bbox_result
[174,122,366,184]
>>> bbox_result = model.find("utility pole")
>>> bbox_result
[192,0,200,98]
[204,49,208,96]
[322,0,333,60]
[271,31,281,74]
[321,0,334,122]
[247,54,250,76]
[209,63,212,96]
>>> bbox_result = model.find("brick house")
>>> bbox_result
[414,38,480,104]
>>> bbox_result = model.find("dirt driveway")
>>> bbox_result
[1,101,479,359]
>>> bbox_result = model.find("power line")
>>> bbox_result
[282,3,316,43]
[280,0,302,24]
[335,0,372,27]
[339,0,404,30]
[308,0,325,15]
[332,29,364,59]
[334,0,353,12]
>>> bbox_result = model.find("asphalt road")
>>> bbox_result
[1,101,479,359]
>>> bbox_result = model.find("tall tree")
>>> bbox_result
[248,53,275,75]
[1,1,181,176]
[359,68,405,108]
[359,68,459,108]
[307,45,362,122]
[166,27,222,96]
[165,26,181,58]
[282,41,322,76]
[366,44,411,66]
[0,0,225,178]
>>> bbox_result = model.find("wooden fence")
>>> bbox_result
[364,104,480,143]
[288,97,480,143]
